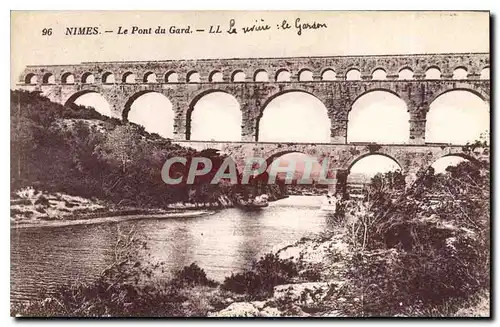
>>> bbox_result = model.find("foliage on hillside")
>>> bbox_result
[340,157,490,316]
[11,90,274,208]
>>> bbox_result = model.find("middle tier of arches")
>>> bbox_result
[59,81,490,145]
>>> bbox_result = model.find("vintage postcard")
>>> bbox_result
[10,11,490,318]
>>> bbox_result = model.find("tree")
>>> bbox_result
[97,124,143,173]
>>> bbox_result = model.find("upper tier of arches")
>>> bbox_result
[26,66,490,85]
[21,54,490,85]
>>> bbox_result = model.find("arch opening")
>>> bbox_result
[258,91,330,143]
[125,91,175,139]
[298,69,313,82]
[81,72,95,84]
[346,68,361,81]
[276,69,291,82]
[347,154,403,193]
[165,72,178,83]
[209,71,223,82]
[453,67,468,80]
[102,72,115,84]
[398,68,414,80]
[431,155,471,174]
[42,73,55,84]
[144,72,157,83]
[264,152,325,187]
[232,71,246,82]
[25,73,37,85]
[188,91,242,141]
[122,72,136,84]
[61,72,75,84]
[425,67,441,79]
[480,67,490,80]
[187,71,201,83]
[65,91,115,118]
[321,69,336,81]
[372,68,387,80]
[426,90,489,144]
[347,91,409,144]
[254,70,269,82]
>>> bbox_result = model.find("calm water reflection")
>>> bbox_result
[11,196,335,303]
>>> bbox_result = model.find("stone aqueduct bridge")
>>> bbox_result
[19,53,490,193]
[174,140,489,194]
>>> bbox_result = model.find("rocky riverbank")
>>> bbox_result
[10,186,290,229]
[207,231,353,317]
[206,223,489,317]
[10,187,214,228]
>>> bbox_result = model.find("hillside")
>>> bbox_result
[10,90,264,212]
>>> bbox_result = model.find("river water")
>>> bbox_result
[11,196,335,304]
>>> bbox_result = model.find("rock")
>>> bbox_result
[208,301,280,317]
[251,301,266,310]
[260,306,282,317]
[277,233,350,266]
[209,302,260,317]
[274,282,330,303]
[322,310,342,317]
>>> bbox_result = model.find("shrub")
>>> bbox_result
[347,230,488,316]
[222,253,299,298]
[343,160,490,317]
[299,268,322,282]
[222,271,263,295]
[11,228,218,317]
[34,196,50,207]
[171,263,218,288]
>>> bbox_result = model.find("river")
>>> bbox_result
[11,196,335,304]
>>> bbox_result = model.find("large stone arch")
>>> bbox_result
[122,90,175,138]
[122,90,163,120]
[186,89,242,141]
[434,152,481,165]
[344,151,403,173]
[255,89,330,142]
[427,86,490,106]
[263,148,324,167]
[341,151,405,193]
[347,89,410,144]
[425,88,490,144]
[63,89,115,117]
[349,87,408,110]
[429,149,485,170]
[258,148,328,186]
[64,89,102,107]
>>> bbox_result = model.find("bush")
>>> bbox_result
[171,263,218,288]
[222,253,299,298]
[347,231,488,316]
[342,160,490,317]
[299,268,322,282]
[12,263,219,317]
[222,271,263,295]
[34,195,50,206]
[11,227,219,317]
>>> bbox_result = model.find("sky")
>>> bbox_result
[11,11,490,175]
[11,11,489,85]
